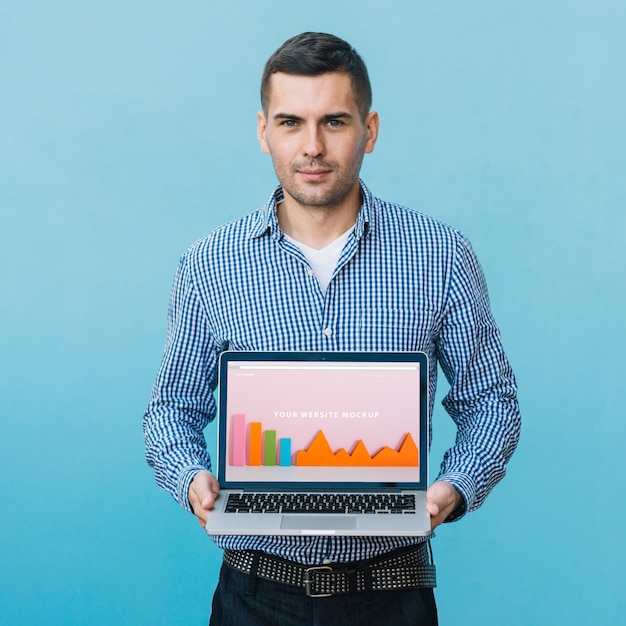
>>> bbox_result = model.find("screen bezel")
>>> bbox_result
[216,351,429,490]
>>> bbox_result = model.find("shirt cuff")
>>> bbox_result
[434,471,476,522]
[177,465,210,514]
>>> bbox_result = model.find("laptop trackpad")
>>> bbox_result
[280,515,357,531]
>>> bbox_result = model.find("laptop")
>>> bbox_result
[204,351,431,536]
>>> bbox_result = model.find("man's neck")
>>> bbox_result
[277,186,361,250]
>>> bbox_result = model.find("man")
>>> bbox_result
[143,32,520,625]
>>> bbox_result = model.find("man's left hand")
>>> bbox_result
[426,481,463,530]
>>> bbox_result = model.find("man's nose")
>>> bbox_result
[302,125,324,159]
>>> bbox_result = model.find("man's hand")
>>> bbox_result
[188,470,220,527]
[426,480,463,530]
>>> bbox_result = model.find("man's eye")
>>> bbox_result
[327,119,343,127]
[281,120,298,127]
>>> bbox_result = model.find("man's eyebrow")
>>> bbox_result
[322,112,353,121]
[273,113,304,121]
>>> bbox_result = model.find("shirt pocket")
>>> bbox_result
[357,308,438,352]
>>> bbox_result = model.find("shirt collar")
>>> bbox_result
[250,180,373,241]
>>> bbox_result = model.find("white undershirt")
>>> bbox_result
[285,228,353,293]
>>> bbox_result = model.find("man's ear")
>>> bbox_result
[257,111,270,154]
[363,111,380,154]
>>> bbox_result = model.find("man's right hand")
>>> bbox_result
[188,470,220,527]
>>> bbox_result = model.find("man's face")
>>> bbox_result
[257,72,378,213]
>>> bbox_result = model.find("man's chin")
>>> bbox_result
[282,181,356,211]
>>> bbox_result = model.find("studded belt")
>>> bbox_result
[223,543,436,597]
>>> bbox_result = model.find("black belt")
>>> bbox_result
[223,543,436,597]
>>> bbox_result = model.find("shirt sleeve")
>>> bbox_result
[435,233,521,519]
[142,250,218,513]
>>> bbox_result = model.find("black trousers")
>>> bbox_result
[209,562,438,626]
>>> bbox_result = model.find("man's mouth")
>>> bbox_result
[297,168,333,181]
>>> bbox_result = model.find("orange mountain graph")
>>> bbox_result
[295,430,418,467]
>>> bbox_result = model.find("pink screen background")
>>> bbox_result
[222,361,423,483]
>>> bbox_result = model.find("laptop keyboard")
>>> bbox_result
[224,492,416,514]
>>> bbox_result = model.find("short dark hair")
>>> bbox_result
[260,32,372,120]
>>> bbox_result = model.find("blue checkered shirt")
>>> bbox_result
[143,181,520,565]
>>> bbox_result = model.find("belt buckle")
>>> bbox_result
[304,565,334,598]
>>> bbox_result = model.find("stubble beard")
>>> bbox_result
[278,155,365,212]
[275,127,368,212]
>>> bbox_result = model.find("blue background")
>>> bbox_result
[1,1,624,624]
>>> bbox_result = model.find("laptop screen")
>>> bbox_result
[217,352,428,489]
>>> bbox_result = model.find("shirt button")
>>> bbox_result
[307,269,315,277]
[323,328,333,337]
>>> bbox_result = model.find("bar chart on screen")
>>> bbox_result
[230,414,418,468]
